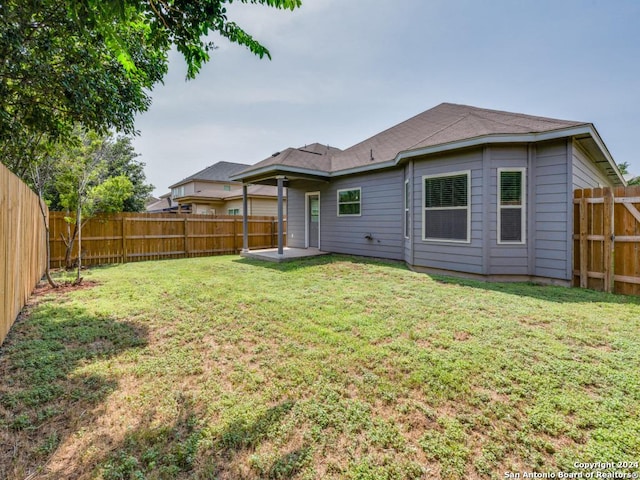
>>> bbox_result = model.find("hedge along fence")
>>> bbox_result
[48,211,287,268]
[0,163,47,345]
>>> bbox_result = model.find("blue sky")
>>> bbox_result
[132,0,640,195]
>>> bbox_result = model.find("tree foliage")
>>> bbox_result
[618,162,640,185]
[53,129,135,273]
[46,134,153,212]
[0,0,301,174]
[103,136,154,212]
[0,2,166,173]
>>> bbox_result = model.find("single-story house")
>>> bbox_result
[162,161,286,215]
[231,103,625,284]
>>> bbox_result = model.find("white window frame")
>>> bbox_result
[172,186,185,198]
[497,167,526,245]
[422,170,471,243]
[337,187,362,217]
[404,179,410,239]
[228,208,240,215]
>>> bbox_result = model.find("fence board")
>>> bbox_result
[49,212,286,268]
[0,163,47,345]
[573,186,640,295]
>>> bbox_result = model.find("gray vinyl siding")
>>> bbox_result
[534,141,569,280]
[320,170,404,260]
[286,180,321,248]
[285,139,578,282]
[487,145,529,275]
[572,141,614,189]
[412,149,484,274]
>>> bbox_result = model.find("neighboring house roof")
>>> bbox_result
[170,161,251,188]
[175,184,285,202]
[232,103,624,185]
[145,196,160,206]
[146,193,175,212]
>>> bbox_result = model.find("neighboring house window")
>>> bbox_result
[498,168,526,244]
[423,171,470,242]
[224,185,231,191]
[228,208,240,215]
[337,188,361,216]
[172,186,185,198]
[404,179,410,239]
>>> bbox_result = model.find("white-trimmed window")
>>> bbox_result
[423,171,470,242]
[228,208,240,215]
[337,188,361,216]
[404,179,410,238]
[172,186,185,198]
[498,168,526,244]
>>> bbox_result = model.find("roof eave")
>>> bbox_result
[230,125,625,185]
[579,124,626,185]
[173,195,224,203]
[393,126,590,162]
[391,125,625,185]
[224,194,286,201]
[230,164,331,183]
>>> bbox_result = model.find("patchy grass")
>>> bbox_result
[1,254,639,479]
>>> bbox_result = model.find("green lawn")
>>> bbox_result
[1,255,639,479]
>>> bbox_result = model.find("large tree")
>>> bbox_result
[103,136,154,212]
[0,0,301,174]
[46,134,154,212]
[54,130,135,278]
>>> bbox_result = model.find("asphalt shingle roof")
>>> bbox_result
[170,161,251,188]
[330,103,587,171]
[246,143,342,173]
[236,103,589,177]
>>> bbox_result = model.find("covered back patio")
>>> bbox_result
[234,155,331,260]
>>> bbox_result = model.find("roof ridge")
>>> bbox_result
[404,113,471,151]
[465,110,540,131]
[446,102,584,125]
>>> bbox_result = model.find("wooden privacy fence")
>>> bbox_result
[573,186,640,295]
[49,212,287,268]
[0,163,47,345]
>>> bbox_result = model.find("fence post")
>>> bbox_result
[603,189,615,293]
[184,217,189,257]
[122,216,127,263]
[233,217,238,253]
[579,196,588,289]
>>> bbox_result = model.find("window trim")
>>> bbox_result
[227,208,240,215]
[404,179,410,239]
[337,187,362,217]
[497,167,526,245]
[172,186,185,198]
[422,170,471,244]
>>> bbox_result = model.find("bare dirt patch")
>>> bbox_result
[33,279,99,297]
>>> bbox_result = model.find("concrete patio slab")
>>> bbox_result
[240,247,329,263]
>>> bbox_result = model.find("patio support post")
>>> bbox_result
[242,184,249,252]
[276,176,285,255]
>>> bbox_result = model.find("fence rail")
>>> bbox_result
[49,212,286,268]
[1,163,47,345]
[573,186,640,295]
